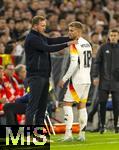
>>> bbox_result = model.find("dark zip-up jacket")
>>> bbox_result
[24,30,70,78]
[92,42,119,91]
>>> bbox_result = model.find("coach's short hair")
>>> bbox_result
[68,21,83,30]
[32,15,46,27]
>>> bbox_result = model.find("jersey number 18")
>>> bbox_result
[83,51,91,68]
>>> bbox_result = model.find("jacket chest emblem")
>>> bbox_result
[105,50,110,54]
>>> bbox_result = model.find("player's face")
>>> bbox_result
[36,20,47,33]
[109,31,119,43]
[68,26,81,39]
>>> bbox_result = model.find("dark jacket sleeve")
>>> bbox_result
[46,36,71,45]
[90,57,95,82]
[29,36,68,52]
[91,46,103,79]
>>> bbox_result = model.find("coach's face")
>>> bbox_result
[68,26,81,40]
[37,20,47,33]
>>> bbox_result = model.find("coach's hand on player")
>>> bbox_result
[58,80,65,88]
[67,40,78,46]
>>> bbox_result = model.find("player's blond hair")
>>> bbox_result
[68,21,83,30]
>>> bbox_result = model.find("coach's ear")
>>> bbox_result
[113,68,119,81]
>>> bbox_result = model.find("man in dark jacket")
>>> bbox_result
[24,15,76,125]
[92,29,119,133]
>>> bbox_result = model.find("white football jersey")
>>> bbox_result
[62,37,92,85]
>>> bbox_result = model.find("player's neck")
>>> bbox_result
[75,35,81,40]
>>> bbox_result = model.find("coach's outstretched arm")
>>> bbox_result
[26,33,77,53]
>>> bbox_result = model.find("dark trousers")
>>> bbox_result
[25,76,49,125]
[88,99,99,122]
[99,89,119,129]
[88,84,99,122]
[3,94,29,125]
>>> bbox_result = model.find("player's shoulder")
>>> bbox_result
[78,37,91,48]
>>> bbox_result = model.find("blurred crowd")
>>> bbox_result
[0,64,26,124]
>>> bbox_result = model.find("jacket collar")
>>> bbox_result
[30,29,45,37]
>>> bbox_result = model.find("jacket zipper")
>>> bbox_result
[38,56,40,70]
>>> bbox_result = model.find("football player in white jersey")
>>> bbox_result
[58,21,92,141]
